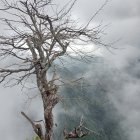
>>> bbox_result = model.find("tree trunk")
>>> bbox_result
[35,62,59,140]
[44,107,53,140]
[43,93,59,140]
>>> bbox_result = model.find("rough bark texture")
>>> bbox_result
[35,61,59,140]
[44,94,59,140]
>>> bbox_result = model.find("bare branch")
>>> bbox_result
[0,65,34,73]
[63,116,98,139]
[21,111,44,140]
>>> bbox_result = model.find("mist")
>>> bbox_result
[0,0,140,140]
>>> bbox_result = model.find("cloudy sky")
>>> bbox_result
[0,0,140,140]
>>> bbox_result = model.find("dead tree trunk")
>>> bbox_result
[44,94,59,140]
[35,61,59,140]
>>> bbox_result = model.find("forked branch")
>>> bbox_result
[21,111,44,140]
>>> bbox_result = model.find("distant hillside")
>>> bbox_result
[53,59,128,140]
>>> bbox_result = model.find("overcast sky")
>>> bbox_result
[0,0,140,140]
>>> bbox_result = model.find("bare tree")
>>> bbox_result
[0,0,108,140]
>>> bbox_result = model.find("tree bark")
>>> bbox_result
[34,61,59,140]
[43,93,59,140]
[44,103,53,140]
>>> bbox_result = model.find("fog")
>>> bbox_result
[0,0,140,140]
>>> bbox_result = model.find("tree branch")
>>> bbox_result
[21,111,44,140]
